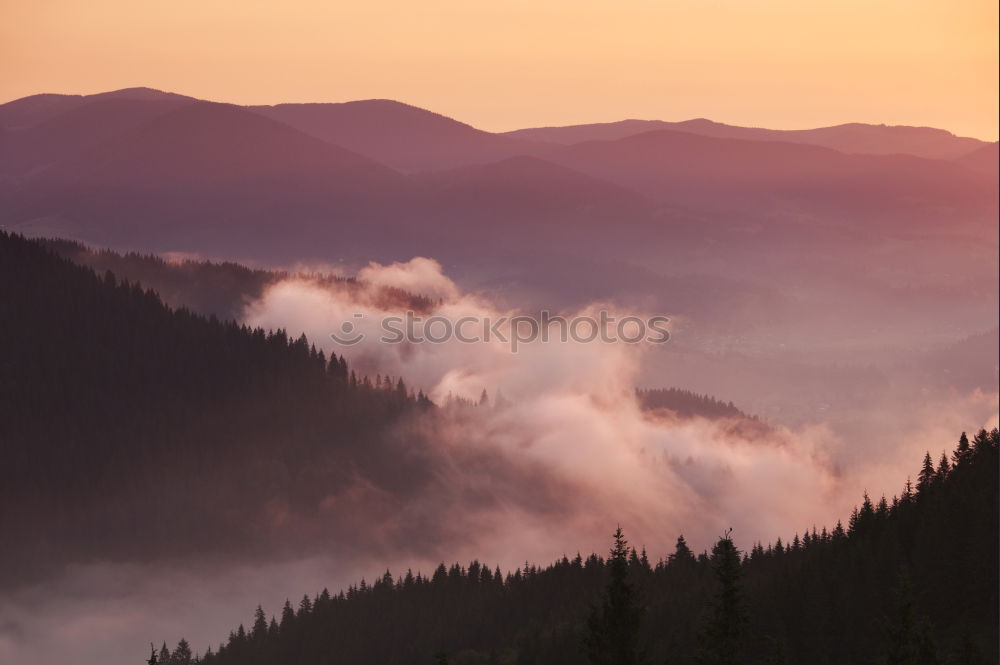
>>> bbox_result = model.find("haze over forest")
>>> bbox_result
[0,82,997,665]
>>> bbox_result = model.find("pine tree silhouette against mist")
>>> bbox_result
[952,432,972,467]
[917,452,936,495]
[175,428,996,665]
[698,529,747,665]
[171,639,194,665]
[585,526,644,665]
[667,535,695,566]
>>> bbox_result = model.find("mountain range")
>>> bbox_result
[1,88,995,303]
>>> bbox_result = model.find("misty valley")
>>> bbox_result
[0,86,997,665]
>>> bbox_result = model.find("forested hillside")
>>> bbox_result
[182,429,997,665]
[0,234,768,589]
[0,232,431,583]
[39,237,435,320]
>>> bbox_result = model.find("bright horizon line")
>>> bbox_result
[3,85,997,143]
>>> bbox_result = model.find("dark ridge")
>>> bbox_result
[38,237,436,320]
[0,232,433,584]
[182,430,999,665]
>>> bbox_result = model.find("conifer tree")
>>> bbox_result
[952,432,972,467]
[252,605,268,639]
[916,453,936,495]
[584,527,644,665]
[935,452,950,480]
[279,600,295,632]
[698,530,747,665]
[172,639,193,665]
[298,595,312,616]
[668,535,695,566]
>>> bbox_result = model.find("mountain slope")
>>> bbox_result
[249,99,547,172]
[506,118,988,160]
[0,232,432,585]
[0,86,195,129]
[41,101,400,185]
[1,102,416,257]
[190,430,1000,665]
[0,97,194,183]
[955,142,999,177]
[411,155,651,238]
[544,129,998,228]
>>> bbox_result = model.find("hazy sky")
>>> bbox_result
[2,0,998,139]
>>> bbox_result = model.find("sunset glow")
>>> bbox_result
[2,2,998,664]
[2,0,998,138]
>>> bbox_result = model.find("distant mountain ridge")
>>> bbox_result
[503,117,990,160]
[0,86,195,129]
[0,86,995,311]
[248,99,546,172]
[0,86,991,167]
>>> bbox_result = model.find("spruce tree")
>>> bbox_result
[171,639,193,665]
[252,605,268,640]
[158,642,171,665]
[698,530,747,665]
[952,432,972,466]
[279,600,295,632]
[935,452,950,480]
[916,453,936,495]
[584,526,644,665]
[668,535,695,566]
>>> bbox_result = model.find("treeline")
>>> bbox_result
[40,237,278,319]
[40,237,437,320]
[636,388,753,421]
[177,429,998,665]
[636,387,771,438]
[0,232,431,582]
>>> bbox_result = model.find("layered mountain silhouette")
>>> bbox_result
[411,155,654,247]
[0,87,996,295]
[956,142,999,177]
[505,117,989,160]
[0,97,194,182]
[249,99,545,172]
[2,100,420,258]
[0,86,194,129]
[541,129,997,227]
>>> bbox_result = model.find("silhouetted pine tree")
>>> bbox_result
[585,527,644,665]
[952,432,972,467]
[171,639,193,665]
[668,535,695,566]
[916,453,936,495]
[698,530,747,665]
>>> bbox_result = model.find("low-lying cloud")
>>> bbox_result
[6,257,995,665]
[242,256,988,560]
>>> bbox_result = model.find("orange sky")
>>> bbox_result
[2,0,998,139]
